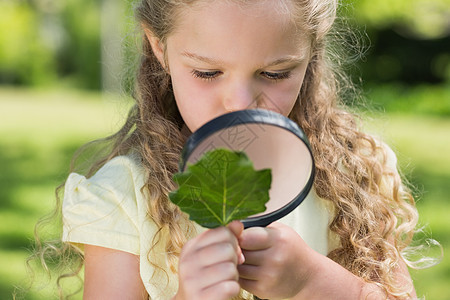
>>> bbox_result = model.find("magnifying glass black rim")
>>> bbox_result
[179,109,315,228]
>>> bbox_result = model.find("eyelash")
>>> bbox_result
[191,70,221,81]
[190,70,292,82]
[261,71,291,81]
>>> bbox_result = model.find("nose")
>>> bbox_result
[222,79,258,112]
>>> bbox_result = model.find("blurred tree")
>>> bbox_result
[0,0,448,89]
[343,0,450,39]
[360,29,449,84]
[56,0,102,89]
[0,0,56,85]
[0,0,101,89]
[341,0,450,85]
[100,0,125,93]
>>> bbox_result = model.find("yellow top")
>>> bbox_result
[63,150,394,299]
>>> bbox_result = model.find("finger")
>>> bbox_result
[201,280,241,300]
[195,241,239,266]
[201,261,239,287]
[238,277,260,297]
[185,226,237,253]
[227,221,245,264]
[237,248,245,265]
[240,226,274,251]
[237,263,259,280]
[227,220,244,238]
[240,249,266,266]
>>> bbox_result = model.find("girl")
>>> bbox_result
[33,0,431,299]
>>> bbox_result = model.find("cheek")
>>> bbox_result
[171,71,220,131]
[264,80,303,116]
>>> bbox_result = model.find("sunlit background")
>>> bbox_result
[1,0,449,299]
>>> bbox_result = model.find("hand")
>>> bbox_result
[173,221,245,300]
[238,222,319,299]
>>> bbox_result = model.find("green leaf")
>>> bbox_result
[169,148,272,228]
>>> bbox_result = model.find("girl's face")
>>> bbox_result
[150,0,311,132]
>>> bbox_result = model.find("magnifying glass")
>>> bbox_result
[179,109,315,228]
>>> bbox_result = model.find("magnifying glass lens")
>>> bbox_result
[180,109,315,227]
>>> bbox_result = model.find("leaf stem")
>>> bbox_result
[223,160,228,224]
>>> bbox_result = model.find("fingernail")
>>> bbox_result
[239,252,245,264]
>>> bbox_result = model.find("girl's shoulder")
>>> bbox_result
[62,154,147,255]
[85,154,145,186]
[66,154,146,195]
[64,153,147,213]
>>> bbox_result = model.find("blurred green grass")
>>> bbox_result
[1,86,449,299]
[365,113,450,299]
[0,87,130,299]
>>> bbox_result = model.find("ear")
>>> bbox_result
[143,27,166,69]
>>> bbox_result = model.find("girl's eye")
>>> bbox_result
[261,71,291,81]
[191,70,221,81]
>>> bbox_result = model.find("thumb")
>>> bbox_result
[227,220,244,238]
[227,220,245,264]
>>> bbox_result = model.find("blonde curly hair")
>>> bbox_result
[134,0,420,298]
[26,0,436,299]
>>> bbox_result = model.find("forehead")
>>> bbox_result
[174,0,298,34]
[167,0,310,63]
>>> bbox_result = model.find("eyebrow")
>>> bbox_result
[181,51,307,69]
[181,51,226,66]
[262,55,308,69]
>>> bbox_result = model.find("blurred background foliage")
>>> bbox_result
[0,0,449,299]
[341,0,450,86]
[0,0,101,89]
[1,0,449,89]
